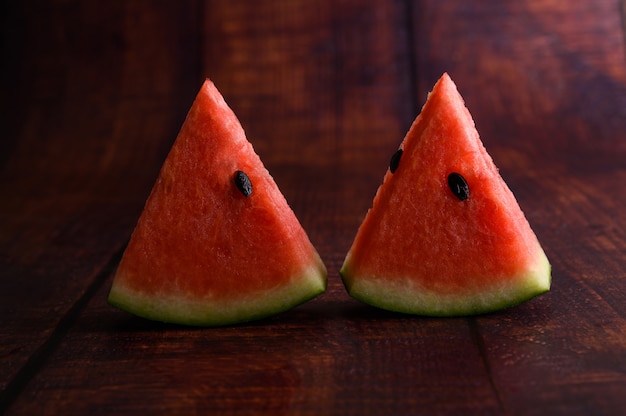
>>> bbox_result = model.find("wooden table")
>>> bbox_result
[2,1,626,414]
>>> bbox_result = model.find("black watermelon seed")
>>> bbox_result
[447,172,470,201]
[389,149,403,173]
[234,170,252,197]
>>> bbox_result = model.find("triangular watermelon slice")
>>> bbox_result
[340,73,551,316]
[108,79,327,326]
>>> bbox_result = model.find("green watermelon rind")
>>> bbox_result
[108,261,327,326]
[340,248,550,316]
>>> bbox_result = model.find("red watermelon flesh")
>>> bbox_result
[108,79,327,326]
[340,73,551,316]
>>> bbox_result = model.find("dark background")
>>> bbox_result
[2,1,626,414]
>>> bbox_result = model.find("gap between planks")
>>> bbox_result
[0,249,124,413]
[468,318,508,415]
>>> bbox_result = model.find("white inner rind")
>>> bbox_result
[108,261,327,326]
[341,248,551,316]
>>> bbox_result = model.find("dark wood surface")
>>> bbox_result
[2,1,625,414]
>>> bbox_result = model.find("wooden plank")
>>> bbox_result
[413,0,626,412]
[413,0,626,158]
[0,0,201,404]
[203,0,417,164]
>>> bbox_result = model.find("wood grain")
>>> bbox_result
[0,0,201,404]
[1,0,626,414]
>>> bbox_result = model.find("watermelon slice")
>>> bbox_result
[340,73,551,316]
[108,79,327,326]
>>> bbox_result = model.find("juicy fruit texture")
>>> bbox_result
[340,73,551,316]
[108,79,327,326]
